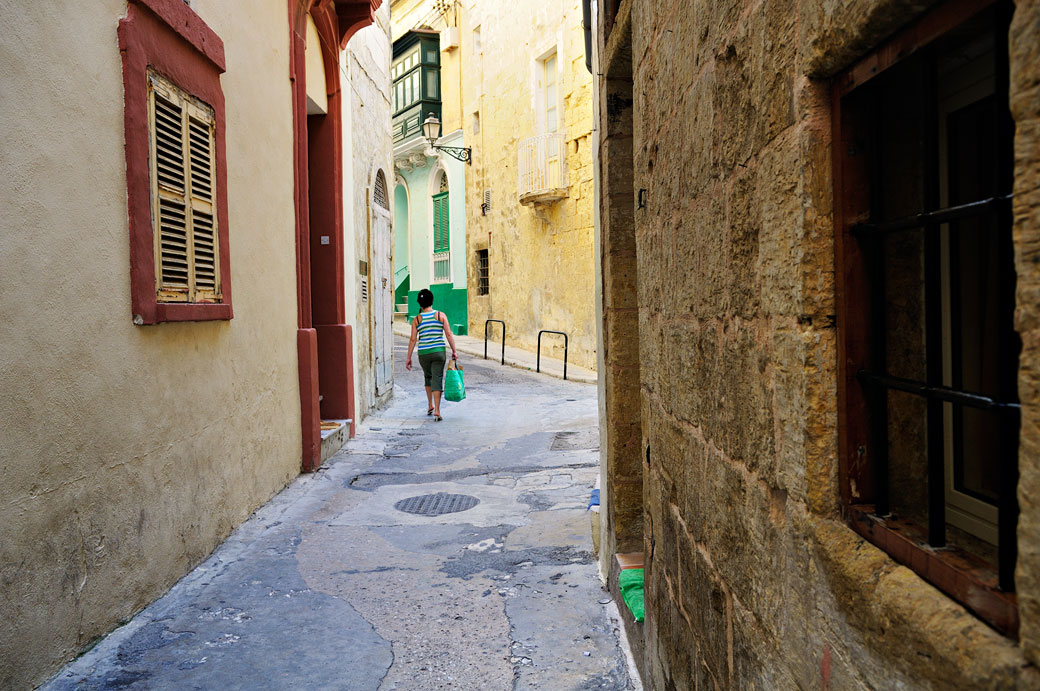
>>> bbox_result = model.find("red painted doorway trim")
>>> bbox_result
[290,0,380,471]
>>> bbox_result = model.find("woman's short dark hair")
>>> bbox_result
[417,288,434,308]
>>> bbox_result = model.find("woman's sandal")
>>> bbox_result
[427,408,434,416]
[435,414,443,422]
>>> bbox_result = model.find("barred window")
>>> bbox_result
[477,249,489,295]
[833,1,1019,635]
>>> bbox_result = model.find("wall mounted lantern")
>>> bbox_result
[422,114,472,165]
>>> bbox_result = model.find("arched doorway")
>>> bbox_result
[393,178,410,311]
[370,170,393,395]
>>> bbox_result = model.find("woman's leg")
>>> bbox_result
[419,353,437,414]
[430,352,446,418]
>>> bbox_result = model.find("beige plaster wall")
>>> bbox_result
[597,0,1040,687]
[0,2,301,687]
[462,0,597,370]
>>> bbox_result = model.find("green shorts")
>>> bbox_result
[418,350,447,391]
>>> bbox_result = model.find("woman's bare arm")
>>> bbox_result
[406,317,419,369]
[441,313,457,357]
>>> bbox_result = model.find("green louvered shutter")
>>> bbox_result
[433,191,449,253]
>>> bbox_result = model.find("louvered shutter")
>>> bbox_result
[187,104,219,301]
[433,192,449,253]
[148,73,220,303]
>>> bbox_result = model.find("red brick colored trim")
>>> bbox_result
[336,0,382,48]
[298,329,322,471]
[316,324,357,438]
[128,0,225,71]
[119,0,232,325]
[291,1,373,470]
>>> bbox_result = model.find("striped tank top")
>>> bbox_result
[416,310,446,353]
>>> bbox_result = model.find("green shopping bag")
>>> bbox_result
[444,358,466,402]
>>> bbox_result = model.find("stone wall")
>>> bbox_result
[462,0,598,370]
[597,0,1040,687]
[1011,0,1040,666]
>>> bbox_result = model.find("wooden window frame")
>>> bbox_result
[832,0,1019,637]
[119,0,232,324]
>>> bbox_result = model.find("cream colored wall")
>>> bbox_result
[306,15,329,114]
[0,2,301,687]
[462,0,596,369]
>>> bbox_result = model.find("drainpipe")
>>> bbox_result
[582,0,593,73]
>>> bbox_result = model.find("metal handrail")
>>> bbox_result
[484,320,506,365]
[537,330,568,380]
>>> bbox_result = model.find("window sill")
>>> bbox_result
[136,302,233,325]
[847,504,1018,637]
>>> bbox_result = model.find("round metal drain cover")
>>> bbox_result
[394,492,480,516]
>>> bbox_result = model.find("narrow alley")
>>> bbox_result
[43,339,635,691]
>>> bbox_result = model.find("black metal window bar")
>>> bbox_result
[477,249,489,295]
[850,19,1019,591]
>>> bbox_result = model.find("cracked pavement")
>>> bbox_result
[44,337,636,690]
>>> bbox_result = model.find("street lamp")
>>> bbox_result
[422,113,472,165]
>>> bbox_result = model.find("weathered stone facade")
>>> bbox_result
[462,0,597,370]
[596,0,1040,687]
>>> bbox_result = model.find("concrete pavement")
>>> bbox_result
[44,337,635,690]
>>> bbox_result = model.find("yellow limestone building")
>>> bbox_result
[390,0,596,369]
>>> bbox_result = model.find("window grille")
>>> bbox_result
[477,249,489,295]
[833,0,1018,633]
[433,253,451,283]
[373,171,389,209]
[148,72,220,303]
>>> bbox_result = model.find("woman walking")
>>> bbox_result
[405,288,458,421]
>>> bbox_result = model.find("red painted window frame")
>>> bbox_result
[119,0,232,324]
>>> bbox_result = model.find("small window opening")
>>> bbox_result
[477,249,489,295]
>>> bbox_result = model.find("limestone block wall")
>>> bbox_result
[598,0,1040,687]
[1011,0,1040,665]
[462,0,597,370]
[0,1,302,687]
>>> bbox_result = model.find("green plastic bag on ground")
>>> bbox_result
[444,359,466,402]
[618,568,645,622]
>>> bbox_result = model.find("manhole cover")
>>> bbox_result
[394,493,480,516]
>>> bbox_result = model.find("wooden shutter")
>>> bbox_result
[148,72,221,303]
[433,191,449,253]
